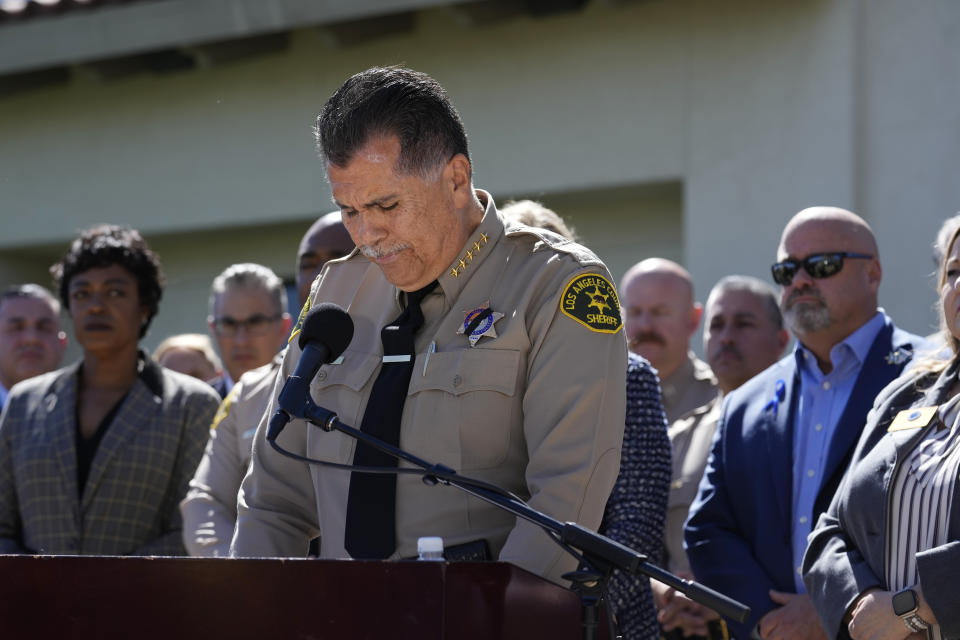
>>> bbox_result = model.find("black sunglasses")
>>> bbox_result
[770,252,873,286]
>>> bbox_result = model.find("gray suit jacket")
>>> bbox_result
[0,355,220,555]
[803,360,960,639]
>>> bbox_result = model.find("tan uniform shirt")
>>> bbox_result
[660,354,717,424]
[232,191,627,584]
[665,393,722,575]
[180,356,282,557]
[659,354,719,575]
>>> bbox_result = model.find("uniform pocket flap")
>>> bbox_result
[409,348,520,397]
[312,349,381,393]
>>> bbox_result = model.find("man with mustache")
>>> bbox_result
[658,276,788,639]
[0,284,67,411]
[685,208,924,640]
[620,258,718,423]
[232,67,626,586]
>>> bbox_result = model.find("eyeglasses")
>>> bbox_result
[770,252,873,286]
[212,313,281,337]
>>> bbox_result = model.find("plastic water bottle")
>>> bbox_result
[417,536,444,561]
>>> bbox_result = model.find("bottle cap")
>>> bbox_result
[417,536,444,556]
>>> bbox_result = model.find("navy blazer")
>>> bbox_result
[803,360,960,639]
[684,317,923,639]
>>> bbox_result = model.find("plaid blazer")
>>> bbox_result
[0,355,220,555]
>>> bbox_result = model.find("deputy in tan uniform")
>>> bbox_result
[181,214,354,556]
[180,355,281,556]
[231,67,626,584]
[620,258,718,423]
[658,276,788,638]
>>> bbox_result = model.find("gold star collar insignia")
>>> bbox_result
[449,232,490,278]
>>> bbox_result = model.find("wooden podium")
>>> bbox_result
[0,556,610,639]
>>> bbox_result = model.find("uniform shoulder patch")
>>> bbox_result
[288,298,311,345]
[560,273,623,334]
[210,386,239,431]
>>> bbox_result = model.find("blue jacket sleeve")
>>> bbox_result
[684,398,780,639]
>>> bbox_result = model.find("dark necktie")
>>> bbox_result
[344,280,438,559]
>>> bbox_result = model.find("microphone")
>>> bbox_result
[266,303,354,441]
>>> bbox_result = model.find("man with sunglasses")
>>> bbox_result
[206,263,293,399]
[685,207,924,640]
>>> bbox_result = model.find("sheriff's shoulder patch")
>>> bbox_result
[288,298,311,345]
[210,386,239,431]
[560,273,623,334]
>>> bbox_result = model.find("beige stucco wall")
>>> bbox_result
[2,0,959,355]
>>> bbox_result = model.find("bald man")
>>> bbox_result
[295,211,354,307]
[621,259,718,422]
[685,208,924,640]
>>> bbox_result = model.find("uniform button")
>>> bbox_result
[799,516,808,524]
[453,375,463,387]
[316,371,327,381]
[815,423,823,432]
[822,381,831,390]
[807,469,816,478]
[797,566,803,575]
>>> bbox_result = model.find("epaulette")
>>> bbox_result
[503,223,604,266]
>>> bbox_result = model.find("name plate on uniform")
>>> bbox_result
[888,406,938,432]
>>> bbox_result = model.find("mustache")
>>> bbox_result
[785,286,826,307]
[713,344,742,361]
[359,243,411,259]
[628,331,666,348]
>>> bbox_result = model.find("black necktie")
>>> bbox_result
[344,280,438,559]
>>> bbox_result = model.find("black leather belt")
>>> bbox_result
[403,539,490,562]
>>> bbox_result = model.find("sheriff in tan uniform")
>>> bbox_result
[232,191,627,584]
[180,355,282,557]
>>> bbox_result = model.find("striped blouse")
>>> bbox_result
[886,393,960,639]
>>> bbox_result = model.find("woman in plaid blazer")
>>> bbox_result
[0,225,220,555]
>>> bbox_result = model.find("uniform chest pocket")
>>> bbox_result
[309,349,382,428]
[407,348,522,470]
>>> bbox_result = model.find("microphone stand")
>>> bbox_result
[270,397,750,640]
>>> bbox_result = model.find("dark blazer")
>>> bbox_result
[684,317,922,639]
[803,360,960,640]
[601,353,672,640]
[208,374,230,400]
[0,355,220,555]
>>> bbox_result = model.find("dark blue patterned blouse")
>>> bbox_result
[600,352,672,639]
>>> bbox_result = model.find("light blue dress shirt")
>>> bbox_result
[790,310,886,593]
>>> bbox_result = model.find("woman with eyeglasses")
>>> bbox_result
[0,225,220,555]
[802,225,960,640]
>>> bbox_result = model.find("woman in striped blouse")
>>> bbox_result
[802,225,960,640]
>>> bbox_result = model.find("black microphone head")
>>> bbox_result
[298,302,354,362]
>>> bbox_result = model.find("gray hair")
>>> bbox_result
[500,200,578,242]
[0,283,61,316]
[706,275,783,330]
[153,333,223,371]
[208,263,286,318]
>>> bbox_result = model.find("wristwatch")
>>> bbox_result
[892,587,931,633]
